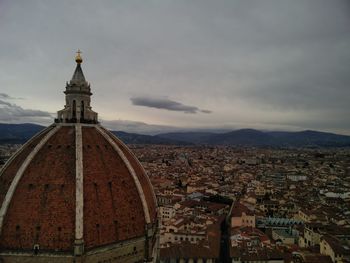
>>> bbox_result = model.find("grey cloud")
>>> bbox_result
[130,97,211,114]
[0,0,350,134]
[0,99,12,107]
[0,93,12,99]
[101,119,296,135]
[0,95,52,124]
[101,119,231,135]
[0,93,23,100]
[101,119,180,135]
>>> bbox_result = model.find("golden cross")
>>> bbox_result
[75,49,83,63]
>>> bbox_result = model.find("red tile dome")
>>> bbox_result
[0,52,158,262]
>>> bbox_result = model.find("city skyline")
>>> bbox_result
[0,0,349,135]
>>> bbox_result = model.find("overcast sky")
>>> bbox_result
[0,0,349,135]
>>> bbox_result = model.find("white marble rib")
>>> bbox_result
[75,124,84,240]
[101,127,158,208]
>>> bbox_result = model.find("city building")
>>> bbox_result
[320,235,350,263]
[230,202,256,228]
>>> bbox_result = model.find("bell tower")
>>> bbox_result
[56,50,98,123]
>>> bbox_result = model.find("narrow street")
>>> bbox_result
[219,218,230,263]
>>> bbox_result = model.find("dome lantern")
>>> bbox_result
[56,51,98,124]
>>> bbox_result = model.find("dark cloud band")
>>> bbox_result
[0,93,52,122]
[130,96,211,114]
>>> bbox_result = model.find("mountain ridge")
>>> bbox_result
[1,123,350,147]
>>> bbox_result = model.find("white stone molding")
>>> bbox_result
[75,124,84,241]
[100,127,158,208]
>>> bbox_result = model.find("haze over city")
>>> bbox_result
[0,0,349,135]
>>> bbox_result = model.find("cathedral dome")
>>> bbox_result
[0,52,158,263]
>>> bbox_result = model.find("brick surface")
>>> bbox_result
[0,126,76,251]
[0,127,54,208]
[102,127,157,222]
[0,125,157,253]
[82,127,146,249]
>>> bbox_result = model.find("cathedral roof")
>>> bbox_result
[0,52,158,255]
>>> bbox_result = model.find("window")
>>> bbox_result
[81,101,85,119]
[72,100,76,118]
[33,244,40,255]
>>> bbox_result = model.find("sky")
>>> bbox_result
[0,0,349,135]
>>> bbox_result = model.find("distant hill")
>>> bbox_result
[266,130,350,147]
[111,131,191,145]
[0,123,189,145]
[0,123,45,144]
[156,132,214,144]
[156,129,350,147]
[1,123,350,147]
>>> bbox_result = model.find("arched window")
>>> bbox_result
[81,100,85,120]
[72,100,76,119]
